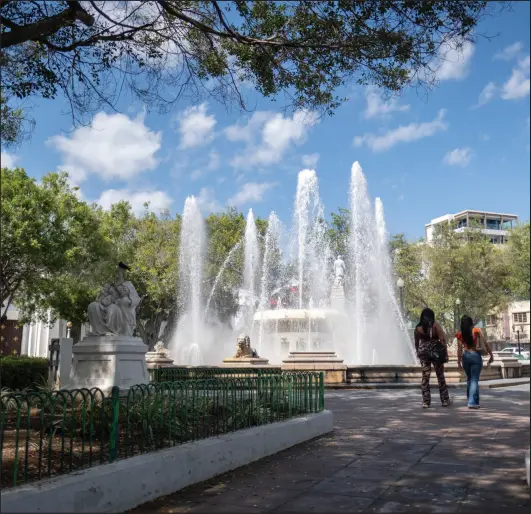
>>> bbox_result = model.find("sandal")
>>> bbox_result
[442,399,452,407]
[422,402,430,408]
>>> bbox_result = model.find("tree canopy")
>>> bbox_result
[0,167,108,320]
[391,224,515,334]
[0,0,496,144]
[4,165,525,347]
[505,222,530,300]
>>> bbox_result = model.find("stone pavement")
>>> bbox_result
[130,385,530,513]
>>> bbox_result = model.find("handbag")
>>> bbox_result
[418,325,449,364]
[430,341,449,364]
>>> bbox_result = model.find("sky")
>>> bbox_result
[1,2,530,240]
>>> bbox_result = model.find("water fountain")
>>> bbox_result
[170,162,415,372]
[169,196,209,365]
[252,170,347,371]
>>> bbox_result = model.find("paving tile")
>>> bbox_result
[270,492,375,513]
[365,499,459,513]
[186,503,266,513]
[201,487,303,510]
[231,473,324,491]
[308,477,391,498]
[331,465,410,482]
[129,387,529,513]
[380,484,468,503]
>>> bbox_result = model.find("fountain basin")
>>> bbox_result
[253,308,348,362]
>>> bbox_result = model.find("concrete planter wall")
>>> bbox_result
[1,411,333,514]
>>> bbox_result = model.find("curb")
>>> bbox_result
[325,379,529,390]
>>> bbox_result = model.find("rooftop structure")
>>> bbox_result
[425,210,518,244]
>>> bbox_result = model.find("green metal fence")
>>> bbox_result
[148,366,282,383]
[1,372,324,488]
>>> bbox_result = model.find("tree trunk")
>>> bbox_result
[70,323,82,344]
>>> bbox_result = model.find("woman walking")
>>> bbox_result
[414,308,451,408]
[456,315,494,409]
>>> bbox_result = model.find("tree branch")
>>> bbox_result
[1,1,95,49]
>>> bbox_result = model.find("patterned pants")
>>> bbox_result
[420,360,449,405]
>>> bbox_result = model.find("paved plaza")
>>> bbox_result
[131,385,530,513]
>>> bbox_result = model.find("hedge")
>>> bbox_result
[0,356,49,391]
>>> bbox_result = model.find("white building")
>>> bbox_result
[486,300,530,350]
[425,210,518,244]
[2,303,70,358]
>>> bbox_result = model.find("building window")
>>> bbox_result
[486,315,497,326]
[513,312,528,323]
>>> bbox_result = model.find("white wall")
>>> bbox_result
[5,304,69,358]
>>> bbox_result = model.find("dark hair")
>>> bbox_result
[460,315,475,347]
[417,308,435,334]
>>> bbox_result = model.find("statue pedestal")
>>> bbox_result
[67,335,149,392]
[145,350,174,369]
[330,283,346,311]
[222,357,270,367]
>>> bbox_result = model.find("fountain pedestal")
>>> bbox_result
[67,335,149,392]
[282,351,347,384]
[330,280,346,312]
[222,357,270,367]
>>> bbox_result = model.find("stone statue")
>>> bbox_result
[153,341,169,356]
[234,334,259,358]
[87,262,141,337]
[334,255,346,286]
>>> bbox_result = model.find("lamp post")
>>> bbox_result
[455,298,461,330]
[512,324,521,355]
[396,278,405,315]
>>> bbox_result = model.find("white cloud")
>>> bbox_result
[96,189,173,215]
[474,82,498,108]
[353,109,448,152]
[196,187,221,213]
[48,112,161,183]
[435,40,475,81]
[178,103,217,149]
[363,87,409,119]
[301,153,320,169]
[1,151,18,168]
[225,111,275,143]
[494,42,523,61]
[443,148,473,167]
[226,110,318,169]
[228,182,277,206]
[501,55,530,100]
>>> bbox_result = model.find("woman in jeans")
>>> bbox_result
[456,315,494,409]
[414,308,451,408]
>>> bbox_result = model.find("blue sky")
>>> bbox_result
[2,2,530,239]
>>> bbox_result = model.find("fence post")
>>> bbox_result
[319,372,325,411]
[109,386,120,463]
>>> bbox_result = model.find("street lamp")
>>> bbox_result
[396,278,405,315]
[455,298,461,330]
[512,324,522,355]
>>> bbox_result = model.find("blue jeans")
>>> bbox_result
[462,351,483,407]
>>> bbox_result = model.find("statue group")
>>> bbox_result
[87,262,141,337]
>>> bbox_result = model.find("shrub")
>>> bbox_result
[0,356,48,391]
